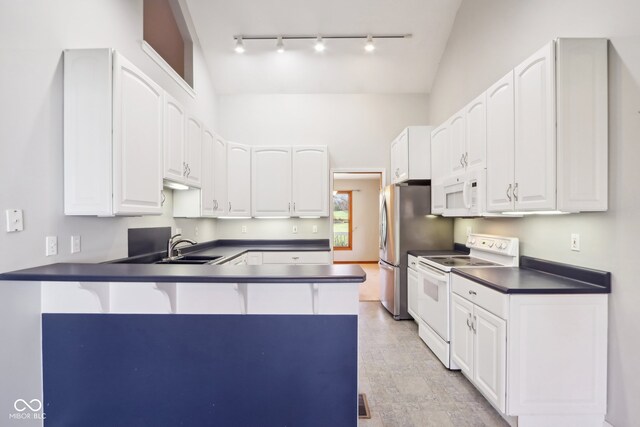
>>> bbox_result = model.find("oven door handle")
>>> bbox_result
[416,263,448,283]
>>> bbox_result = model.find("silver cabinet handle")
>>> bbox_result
[161,190,166,206]
[460,154,465,166]
[289,202,291,212]
[513,183,519,201]
[468,290,477,296]
[472,315,477,333]
[464,152,469,166]
[506,184,512,202]
[228,201,231,212]
[183,162,187,177]
[293,202,296,211]
[186,164,191,178]
[466,317,472,330]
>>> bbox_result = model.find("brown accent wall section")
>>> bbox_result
[143,0,185,78]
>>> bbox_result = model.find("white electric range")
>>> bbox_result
[411,234,519,369]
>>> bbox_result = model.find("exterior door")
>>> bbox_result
[112,52,163,215]
[486,71,516,212]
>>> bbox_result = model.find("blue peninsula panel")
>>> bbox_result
[42,314,357,427]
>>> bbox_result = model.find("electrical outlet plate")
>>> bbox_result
[571,233,580,251]
[5,209,24,232]
[312,225,318,233]
[241,226,247,233]
[71,235,81,254]
[46,236,58,256]
[292,225,298,234]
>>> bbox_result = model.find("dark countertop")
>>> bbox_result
[0,263,365,284]
[452,256,611,294]
[408,243,470,257]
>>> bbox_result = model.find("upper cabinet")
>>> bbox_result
[184,116,202,188]
[485,38,608,213]
[64,49,163,216]
[433,38,608,217]
[163,93,185,184]
[390,126,432,184]
[292,146,329,217]
[430,124,450,215]
[251,145,329,217]
[227,142,251,217]
[199,128,216,217]
[212,134,228,216]
[252,146,293,217]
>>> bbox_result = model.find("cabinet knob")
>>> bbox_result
[468,290,477,296]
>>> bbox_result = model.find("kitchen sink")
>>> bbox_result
[155,255,223,265]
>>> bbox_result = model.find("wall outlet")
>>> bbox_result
[571,233,580,251]
[241,226,247,234]
[71,235,81,254]
[312,225,318,234]
[5,209,24,232]
[292,225,298,234]
[46,236,58,256]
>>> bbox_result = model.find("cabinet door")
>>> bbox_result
[486,71,516,213]
[448,112,466,177]
[184,116,202,188]
[292,146,328,216]
[474,305,506,413]
[200,128,215,217]
[451,294,474,378]
[392,129,409,183]
[514,41,556,211]
[251,146,292,217]
[212,135,227,216]
[430,125,449,214]
[227,142,251,216]
[407,267,419,320]
[112,52,163,215]
[163,93,185,183]
[465,93,487,171]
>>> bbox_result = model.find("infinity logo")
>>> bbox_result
[14,399,42,412]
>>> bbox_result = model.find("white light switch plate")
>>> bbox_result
[5,209,24,232]
[312,225,318,233]
[571,233,580,251]
[292,225,298,234]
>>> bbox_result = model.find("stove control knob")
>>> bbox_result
[488,241,494,248]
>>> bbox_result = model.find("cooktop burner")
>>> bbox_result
[427,256,500,267]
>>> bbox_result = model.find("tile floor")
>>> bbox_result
[357,302,509,427]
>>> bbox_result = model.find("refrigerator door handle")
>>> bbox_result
[378,261,395,271]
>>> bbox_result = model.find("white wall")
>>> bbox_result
[333,178,380,262]
[215,93,428,238]
[429,1,640,425]
[0,0,219,273]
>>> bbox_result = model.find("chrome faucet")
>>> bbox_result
[166,233,197,259]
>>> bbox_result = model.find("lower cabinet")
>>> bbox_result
[451,274,607,425]
[261,251,331,265]
[452,293,506,412]
[407,264,419,320]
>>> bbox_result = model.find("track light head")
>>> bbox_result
[234,37,245,54]
[364,35,375,52]
[276,36,285,53]
[314,36,326,52]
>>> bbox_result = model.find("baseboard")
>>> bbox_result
[333,261,378,264]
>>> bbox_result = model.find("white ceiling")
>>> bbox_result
[184,0,461,94]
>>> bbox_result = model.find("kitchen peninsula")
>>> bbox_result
[0,240,365,427]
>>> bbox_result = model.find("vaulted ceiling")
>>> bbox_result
[185,0,461,94]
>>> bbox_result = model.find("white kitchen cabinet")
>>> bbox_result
[163,93,185,183]
[226,142,251,217]
[465,93,487,171]
[448,112,467,178]
[485,38,608,214]
[64,48,163,216]
[390,127,432,184]
[430,124,449,214]
[261,251,331,265]
[292,146,329,217]
[200,128,215,216]
[452,273,607,424]
[514,41,556,211]
[212,134,228,216]
[184,116,202,188]
[252,147,292,217]
[486,71,516,212]
[407,262,419,320]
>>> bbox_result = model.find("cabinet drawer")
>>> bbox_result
[452,273,508,319]
[262,251,330,265]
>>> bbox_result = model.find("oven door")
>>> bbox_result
[416,261,450,341]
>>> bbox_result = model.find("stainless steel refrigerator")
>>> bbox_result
[379,184,453,319]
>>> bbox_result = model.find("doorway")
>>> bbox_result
[331,170,383,301]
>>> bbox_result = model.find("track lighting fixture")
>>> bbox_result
[364,35,375,52]
[234,36,245,54]
[232,33,410,53]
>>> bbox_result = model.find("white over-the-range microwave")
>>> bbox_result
[441,169,485,217]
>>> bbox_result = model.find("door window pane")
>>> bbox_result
[333,191,352,250]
